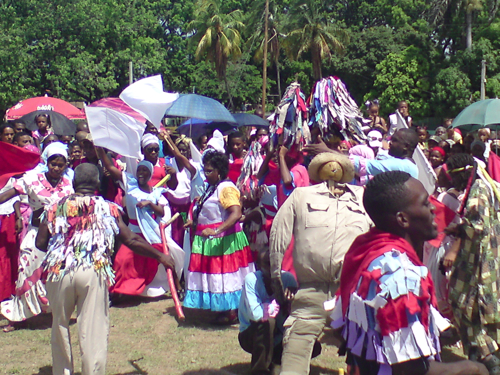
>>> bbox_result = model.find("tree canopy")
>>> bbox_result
[2,0,500,121]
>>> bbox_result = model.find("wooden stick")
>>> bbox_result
[154,174,171,188]
[159,213,185,322]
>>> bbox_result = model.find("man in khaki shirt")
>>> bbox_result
[270,152,371,375]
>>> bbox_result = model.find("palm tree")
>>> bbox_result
[248,2,286,97]
[426,0,499,50]
[282,0,349,81]
[188,0,244,109]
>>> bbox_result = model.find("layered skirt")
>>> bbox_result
[184,222,255,312]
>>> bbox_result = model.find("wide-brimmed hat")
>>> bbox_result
[308,152,354,183]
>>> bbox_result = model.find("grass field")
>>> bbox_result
[0,295,466,375]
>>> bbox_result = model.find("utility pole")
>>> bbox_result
[261,0,269,119]
[129,61,133,85]
[480,60,486,100]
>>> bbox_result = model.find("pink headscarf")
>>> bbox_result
[349,144,375,160]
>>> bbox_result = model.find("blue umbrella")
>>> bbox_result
[177,118,236,139]
[165,94,237,123]
[232,113,269,128]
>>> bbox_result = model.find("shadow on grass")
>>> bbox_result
[110,294,167,309]
[165,306,240,332]
[182,363,341,375]
[33,359,149,375]
[1,313,76,332]
[32,366,81,375]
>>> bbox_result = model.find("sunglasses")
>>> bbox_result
[146,147,159,153]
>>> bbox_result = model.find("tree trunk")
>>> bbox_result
[223,74,235,110]
[311,45,322,81]
[275,56,281,98]
[466,10,472,50]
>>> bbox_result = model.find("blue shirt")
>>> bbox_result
[239,271,297,335]
[351,155,419,181]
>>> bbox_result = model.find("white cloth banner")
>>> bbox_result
[394,111,436,194]
[85,106,144,158]
[120,75,179,128]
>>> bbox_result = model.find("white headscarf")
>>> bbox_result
[206,130,225,153]
[141,133,159,149]
[44,142,68,161]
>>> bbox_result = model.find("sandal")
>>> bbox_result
[2,324,15,333]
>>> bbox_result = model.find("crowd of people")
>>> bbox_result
[0,100,500,375]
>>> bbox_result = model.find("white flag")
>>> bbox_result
[120,75,179,128]
[395,111,437,194]
[85,105,144,158]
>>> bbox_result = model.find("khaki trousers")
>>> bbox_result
[46,266,109,375]
[280,283,338,375]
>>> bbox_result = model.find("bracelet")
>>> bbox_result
[214,228,220,235]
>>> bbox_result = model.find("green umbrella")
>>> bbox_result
[452,99,500,132]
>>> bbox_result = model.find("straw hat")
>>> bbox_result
[308,152,354,183]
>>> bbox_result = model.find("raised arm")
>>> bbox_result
[96,147,122,182]
[278,146,293,187]
[256,145,275,180]
[164,133,196,178]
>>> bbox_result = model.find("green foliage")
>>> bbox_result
[365,46,430,117]
[430,67,472,117]
[2,0,500,120]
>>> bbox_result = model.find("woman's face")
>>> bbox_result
[143,143,159,164]
[136,165,152,186]
[1,127,15,143]
[429,150,444,168]
[47,156,67,180]
[203,162,219,186]
[36,116,49,131]
[229,137,244,158]
[199,136,208,151]
[177,143,191,159]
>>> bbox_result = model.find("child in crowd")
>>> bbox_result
[32,114,54,149]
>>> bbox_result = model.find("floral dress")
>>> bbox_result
[1,172,73,322]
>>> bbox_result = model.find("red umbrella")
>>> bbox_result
[5,96,85,120]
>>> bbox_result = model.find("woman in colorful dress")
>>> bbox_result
[166,135,193,247]
[0,142,73,331]
[446,153,500,373]
[184,150,255,324]
[97,148,181,298]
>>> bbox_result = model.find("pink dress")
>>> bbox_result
[0,172,73,322]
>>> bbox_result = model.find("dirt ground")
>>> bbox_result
[0,295,466,375]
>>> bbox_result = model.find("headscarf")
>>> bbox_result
[141,133,159,149]
[431,146,446,158]
[349,144,375,160]
[137,160,154,181]
[44,142,68,161]
[206,130,225,153]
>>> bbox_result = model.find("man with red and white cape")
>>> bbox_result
[328,171,487,375]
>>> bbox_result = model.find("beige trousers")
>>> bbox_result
[46,265,109,375]
[280,283,338,375]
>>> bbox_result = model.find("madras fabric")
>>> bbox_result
[449,178,500,357]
